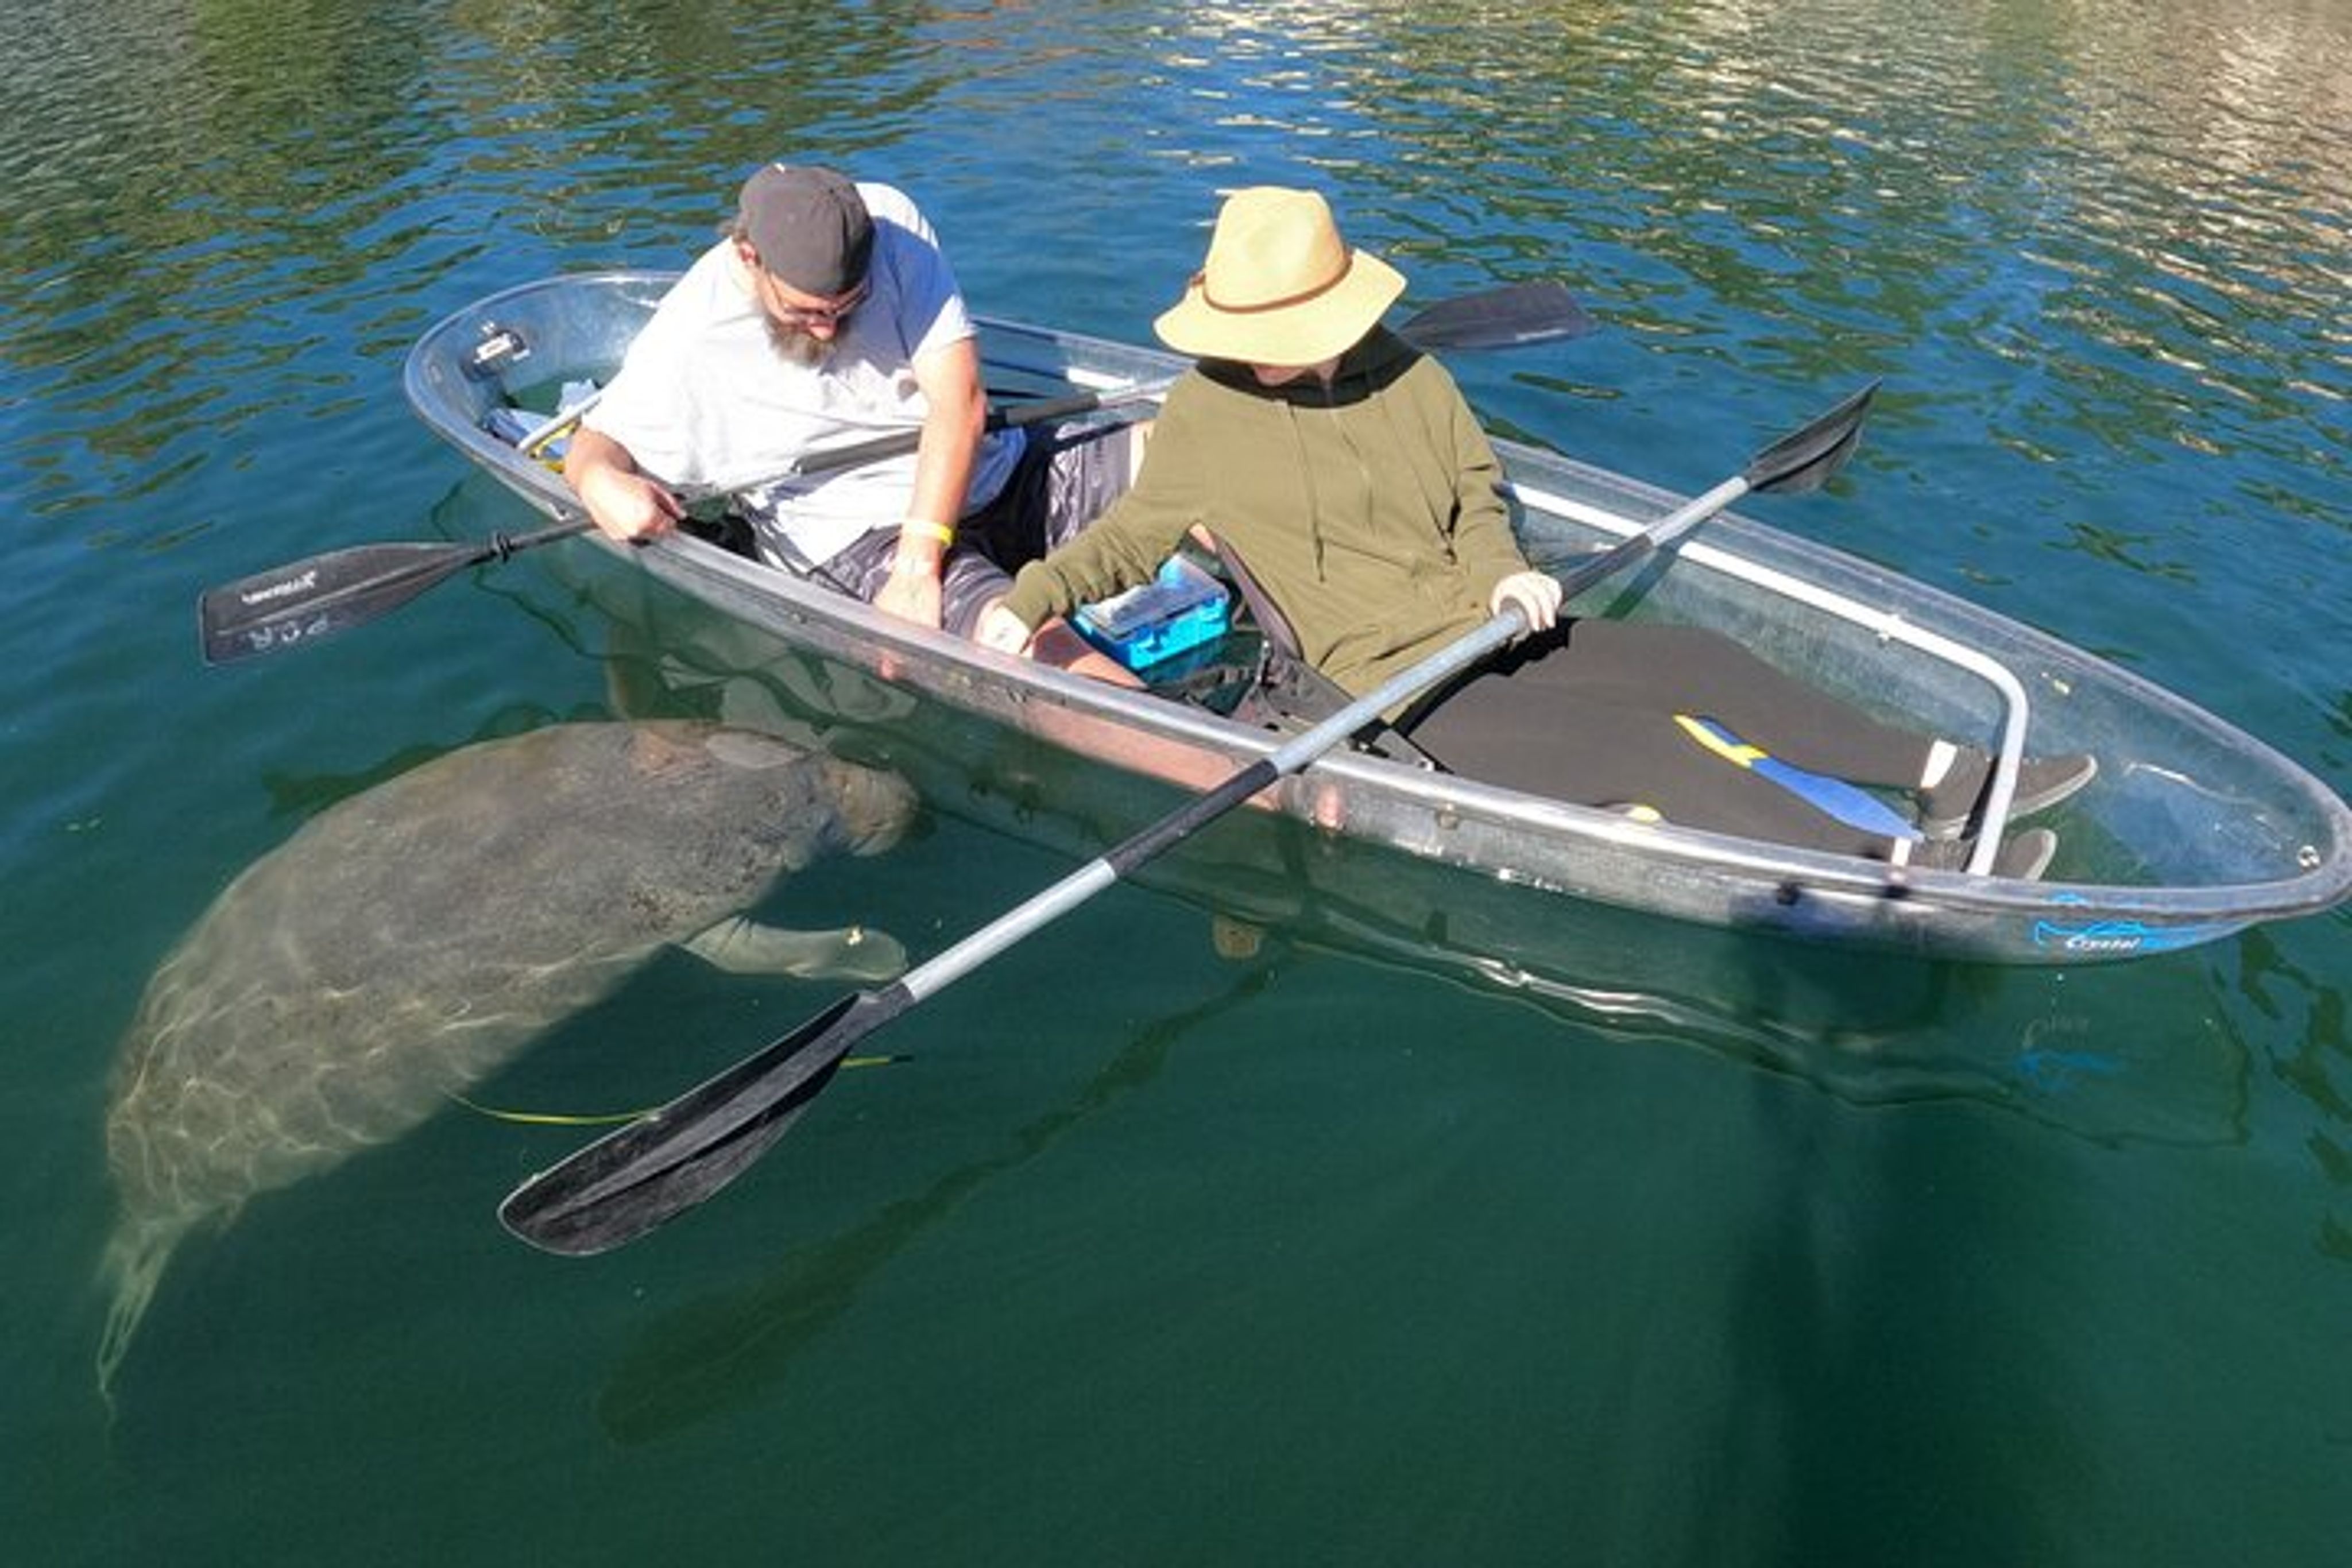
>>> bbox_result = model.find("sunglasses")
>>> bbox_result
[774,282,868,328]
[751,258,869,330]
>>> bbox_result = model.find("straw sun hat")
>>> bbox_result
[1154,187,1407,366]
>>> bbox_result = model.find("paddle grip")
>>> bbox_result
[791,388,1116,478]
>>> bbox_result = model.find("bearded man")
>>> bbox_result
[567,163,1129,672]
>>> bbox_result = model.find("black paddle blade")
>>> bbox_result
[1744,380,1879,496]
[1398,280,1596,353]
[200,541,489,664]
[499,986,908,1256]
[198,520,591,665]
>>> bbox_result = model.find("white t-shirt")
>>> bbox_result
[586,181,1020,567]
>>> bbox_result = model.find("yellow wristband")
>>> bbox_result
[899,519,955,548]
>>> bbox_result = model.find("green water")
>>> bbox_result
[5,1,2348,1562]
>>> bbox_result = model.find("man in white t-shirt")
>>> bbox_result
[566,163,1132,675]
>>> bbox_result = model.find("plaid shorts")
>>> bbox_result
[825,419,1141,637]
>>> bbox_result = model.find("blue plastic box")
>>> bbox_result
[1075,556,1232,671]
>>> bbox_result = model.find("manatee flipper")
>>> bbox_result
[682,919,908,984]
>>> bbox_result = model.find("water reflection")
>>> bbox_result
[1127,0,2352,613]
[2225,923,2352,1268]
[10,0,2346,586]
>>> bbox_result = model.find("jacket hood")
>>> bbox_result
[1196,325,1422,409]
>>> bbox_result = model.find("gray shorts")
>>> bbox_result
[823,418,1140,638]
[828,526,1018,640]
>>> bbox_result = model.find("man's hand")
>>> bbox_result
[578,469,684,542]
[567,431,683,543]
[1490,570,1564,633]
[873,548,944,629]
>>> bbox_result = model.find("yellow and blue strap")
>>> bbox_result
[1674,714,1921,841]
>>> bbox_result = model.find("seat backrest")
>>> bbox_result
[1201,531,1439,768]
[1210,532,1308,664]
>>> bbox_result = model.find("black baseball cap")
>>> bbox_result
[737,164,874,296]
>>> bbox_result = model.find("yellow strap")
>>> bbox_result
[899,518,956,548]
[451,1095,645,1128]
[1673,713,1765,769]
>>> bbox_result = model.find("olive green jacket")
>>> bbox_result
[1001,328,1527,698]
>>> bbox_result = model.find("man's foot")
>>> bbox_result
[1920,750,2096,840]
[1909,826,2059,881]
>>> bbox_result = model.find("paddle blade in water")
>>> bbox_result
[499,988,907,1256]
[198,521,590,665]
[1397,280,1597,353]
[199,541,490,664]
[503,1097,828,1257]
[1745,380,1879,496]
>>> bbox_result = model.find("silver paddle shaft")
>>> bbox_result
[900,608,1530,1005]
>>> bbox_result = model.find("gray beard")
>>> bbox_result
[766,318,834,367]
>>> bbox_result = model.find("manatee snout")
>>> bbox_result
[826,761,920,856]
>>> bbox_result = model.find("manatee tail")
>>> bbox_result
[96,1216,191,1409]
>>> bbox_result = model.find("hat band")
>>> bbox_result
[1196,248,1357,315]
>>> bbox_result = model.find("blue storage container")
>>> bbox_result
[1075,556,1232,671]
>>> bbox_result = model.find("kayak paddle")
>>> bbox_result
[198,521,593,666]
[496,381,1878,1256]
[785,280,1595,479]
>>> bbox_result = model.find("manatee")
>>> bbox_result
[98,721,916,1399]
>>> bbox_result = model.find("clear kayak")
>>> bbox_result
[403,272,2352,966]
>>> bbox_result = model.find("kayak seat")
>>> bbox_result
[1200,533,1440,769]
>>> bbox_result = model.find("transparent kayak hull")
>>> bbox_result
[404,272,2352,966]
